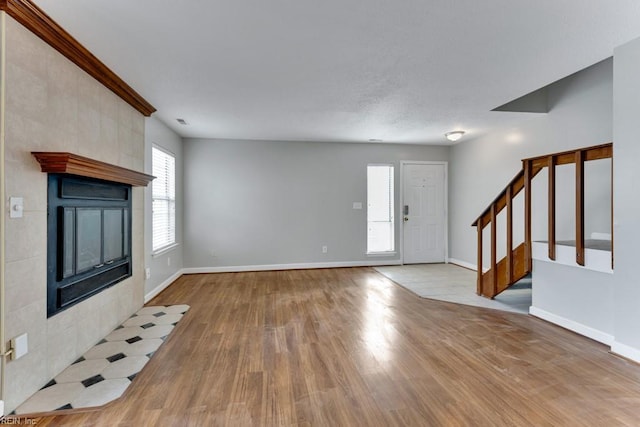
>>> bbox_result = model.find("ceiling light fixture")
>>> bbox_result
[444,131,465,142]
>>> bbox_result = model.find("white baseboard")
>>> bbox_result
[182,259,402,275]
[448,258,491,273]
[529,306,614,345]
[0,400,4,417]
[447,258,477,271]
[144,269,184,303]
[611,340,640,364]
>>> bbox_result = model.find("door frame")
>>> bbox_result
[399,161,449,265]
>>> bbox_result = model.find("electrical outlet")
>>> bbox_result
[145,268,151,279]
[322,246,328,253]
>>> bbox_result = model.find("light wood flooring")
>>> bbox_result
[32,268,640,426]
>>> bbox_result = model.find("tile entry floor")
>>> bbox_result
[374,263,531,314]
[14,304,189,415]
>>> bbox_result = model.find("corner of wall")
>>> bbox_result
[143,117,184,298]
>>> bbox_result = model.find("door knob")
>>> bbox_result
[404,217,409,222]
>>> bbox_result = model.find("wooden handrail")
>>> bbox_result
[471,169,528,228]
[473,142,613,298]
[525,143,612,170]
[472,143,612,229]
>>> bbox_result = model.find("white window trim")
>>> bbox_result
[152,242,180,257]
[366,251,397,256]
[367,163,396,255]
[152,145,177,255]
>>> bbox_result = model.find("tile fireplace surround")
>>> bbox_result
[1,4,155,414]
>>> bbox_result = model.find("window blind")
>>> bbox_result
[152,147,176,252]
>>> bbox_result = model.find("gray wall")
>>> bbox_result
[612,37,640,356]
[144,116,184,296]
[183,139,448,268]
[449,59,613,267]
[532,260,613,340]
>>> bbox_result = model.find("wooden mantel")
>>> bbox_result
[32,152,155,187]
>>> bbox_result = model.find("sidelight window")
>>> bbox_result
[367,164,395,253]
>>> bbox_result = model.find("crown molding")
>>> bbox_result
[32,152,155,187]
[0,0,156,116]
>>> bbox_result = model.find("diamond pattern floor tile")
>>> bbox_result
[101,356,149,380]
[15,383,85,414]
[123,338,163,357]
[122,314,163,327]
[14,305,189,415]
[163,305,190,314]
[55,359,110,384]
[151,313,184,325]
[104,326,144,342]
[84,341,131,360]
[135,306,168,316]
[70,379,131,409]
[138,324,174,339]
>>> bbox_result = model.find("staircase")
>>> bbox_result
[472,143,613,299]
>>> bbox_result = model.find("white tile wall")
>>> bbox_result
[2,17,146,412]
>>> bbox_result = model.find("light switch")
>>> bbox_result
[9,197,23,218]
[10,333,28,360]
[352,202,363,210]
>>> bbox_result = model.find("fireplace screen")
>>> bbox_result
[47,174,132,317]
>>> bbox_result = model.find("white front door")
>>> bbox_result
[402,163,446,264]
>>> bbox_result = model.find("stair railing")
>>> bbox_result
[472,143,613,298]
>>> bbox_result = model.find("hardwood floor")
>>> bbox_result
[31,268,640,426]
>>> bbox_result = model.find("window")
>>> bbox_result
[152,146,176,252]
[367,164,395,253]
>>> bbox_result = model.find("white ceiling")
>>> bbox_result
[32,0,640,144]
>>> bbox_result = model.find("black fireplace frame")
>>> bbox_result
[47,174,132,317]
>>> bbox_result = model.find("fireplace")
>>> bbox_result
[46,174,132,317]
[32,152,155,317]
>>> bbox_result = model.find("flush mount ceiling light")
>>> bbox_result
[444,131,465,142]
